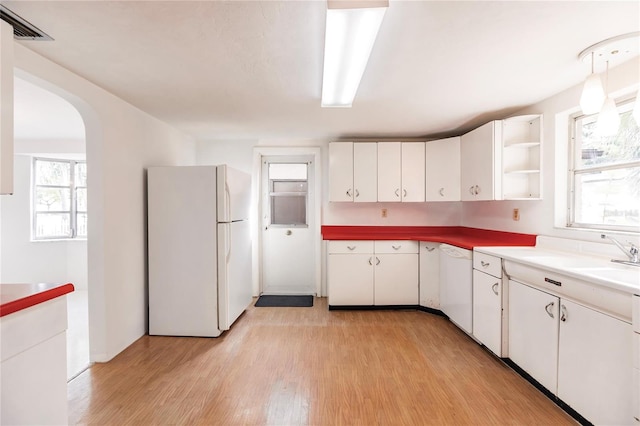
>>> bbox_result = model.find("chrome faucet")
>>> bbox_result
[601,234,640,266]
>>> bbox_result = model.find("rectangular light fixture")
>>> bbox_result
[321,0,388,108]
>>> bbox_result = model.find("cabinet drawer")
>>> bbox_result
[328,240,373,254]
[375,240,418,254]
[473,252,502,278]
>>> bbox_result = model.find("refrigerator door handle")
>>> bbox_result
[225,182,231,223]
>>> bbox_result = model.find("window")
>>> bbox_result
[32,157,87,240]
[569,99,640,232]
[268,163,308,227]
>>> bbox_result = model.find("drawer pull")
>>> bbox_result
[392,245,401,250]
[544,277,562,287]
[491,283,499,295]
[481,261,490,268]
[347,246,356,251]
[425,247,435,252]
[545,302,555,318]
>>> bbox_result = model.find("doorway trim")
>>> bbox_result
[252,146,322,297]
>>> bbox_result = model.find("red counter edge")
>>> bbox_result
[0,283,75,317]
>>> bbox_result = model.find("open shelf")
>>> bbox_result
[501,114,542,200]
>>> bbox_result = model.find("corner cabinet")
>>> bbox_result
[460,114,542,201]
[426,137,460,202]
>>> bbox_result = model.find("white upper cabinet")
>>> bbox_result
[460,114,542,201]
[1,21,14,195]
[426,137,460,201]
[461,121,501,201]
[377,142,402,202]
[353,142,377,202]
[501,114,542,200]
[329,142,354,202]
[377,142,425,202]
[401,142,425,202]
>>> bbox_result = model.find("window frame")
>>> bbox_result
[567,97,640,233]
[32,156,87,241]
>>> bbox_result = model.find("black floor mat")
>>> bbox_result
[255,295,314,307]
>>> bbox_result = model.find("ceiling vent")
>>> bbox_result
[0,5,53,40]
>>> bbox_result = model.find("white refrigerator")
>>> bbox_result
[148,165,252,337]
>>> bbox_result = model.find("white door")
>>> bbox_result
[261,156,316,295]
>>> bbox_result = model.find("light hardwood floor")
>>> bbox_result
[68,298,575,425]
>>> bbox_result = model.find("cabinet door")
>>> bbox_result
[377,142,401,202]
[426,137,460,202]
[419,242,440,308]
[401,143,425,202]
[328,254,374,305]
[558,299,633,425]
[353,142,377,202]
[472,270,502,356]
[508,280,559,393]
[328,142,353,202]
[460,122,499,201]
[374,254,418,305]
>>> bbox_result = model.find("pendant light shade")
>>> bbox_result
[579,73,605,115]
[596,97,621,136]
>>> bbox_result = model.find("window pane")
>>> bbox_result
[35,160,70,186]
[77,188,87,211]
[75,162,87,186]
[574,166,640,228]
[272,181,308,193]
[76,213,88,237]
[35,187,71,211]
[35,213,71,238]
[268,163,307,180]
[576,109,640,169]
[271,195,307,225]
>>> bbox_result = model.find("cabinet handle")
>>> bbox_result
[475,185,481,195]
[481,261,490,268]
[355,189,360,198]
[403,189,407,197]
[347,246,356,251]
[560,304,568,322]
[492,283,499,295]
[425,247,435,252]
[544,302,555,318]
[469,186,475,195]
[392,245,401,250]
[375,257,380,265]
[346,189,352,197]
[368,257,373,265]
[439,188,444,197]
[395,188,400,197]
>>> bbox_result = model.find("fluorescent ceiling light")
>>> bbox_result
[321,1,388,108]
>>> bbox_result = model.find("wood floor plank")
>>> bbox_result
[68,298,575,425]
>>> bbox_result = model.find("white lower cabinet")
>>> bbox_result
[419,242,440,308]
[557,299,633,425]
[472,269,502,356]
[328,240,418,306]
[508,279,559,393]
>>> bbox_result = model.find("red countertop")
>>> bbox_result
[0,283,75,317]
[321,226,536,250]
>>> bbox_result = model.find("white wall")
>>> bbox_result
[13,43,196,362]
[0,155,88,289]
[461,57,640,245]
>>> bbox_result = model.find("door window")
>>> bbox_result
[268,163,308,227]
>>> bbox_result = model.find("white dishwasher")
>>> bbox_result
[439,244,473,334]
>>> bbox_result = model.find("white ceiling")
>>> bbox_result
[7,0,640,142]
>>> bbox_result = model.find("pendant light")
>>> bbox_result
[596,61,620,137]
[579,52,605,115]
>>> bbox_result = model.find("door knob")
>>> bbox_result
[286,230,292,236]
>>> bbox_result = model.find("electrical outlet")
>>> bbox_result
[513,208,520,221]
[381,208,388,218]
